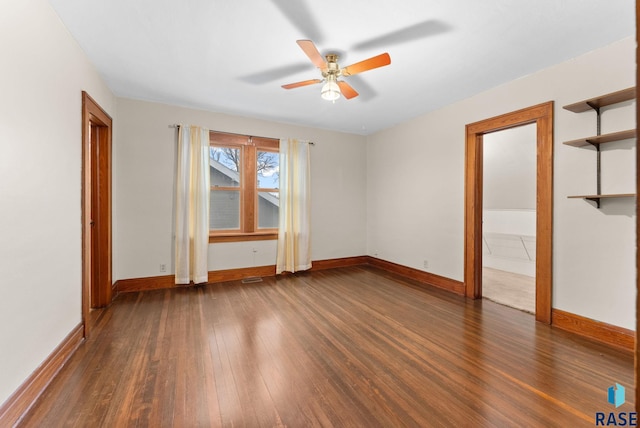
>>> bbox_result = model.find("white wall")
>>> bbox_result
[483,124,537,210]
[483,210,536,277]
[0,0,116,406]
[367,37,636,330]
[482,124,537,277]
[114,98,367,281]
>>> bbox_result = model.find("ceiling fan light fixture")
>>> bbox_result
[321,78,341,101]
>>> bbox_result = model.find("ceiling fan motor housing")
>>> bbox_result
[323,54,341,78]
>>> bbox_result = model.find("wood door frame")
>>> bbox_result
[464,101,554,324]
[81,91,113,337]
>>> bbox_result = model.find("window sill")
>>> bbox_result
[209,232,278,243]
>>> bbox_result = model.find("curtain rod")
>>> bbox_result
[169,124,315,145]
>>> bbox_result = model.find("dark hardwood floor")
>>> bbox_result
[20,266,633,427]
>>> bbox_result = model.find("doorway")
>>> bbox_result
[464,102,553,324]
[482,124,537,313]
[82,91,113,337]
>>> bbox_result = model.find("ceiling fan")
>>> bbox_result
[281,40,391,101]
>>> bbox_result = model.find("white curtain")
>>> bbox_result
[175,125,210,284]
[276,138,312,274]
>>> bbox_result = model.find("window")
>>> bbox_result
[209,131,279,242]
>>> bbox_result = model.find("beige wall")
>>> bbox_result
[113,98,367,281]
[0,0,116,406]
[367,37,636,329]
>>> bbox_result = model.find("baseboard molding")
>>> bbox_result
[366,256,466,295]
[311,256,370,271]
[116,257,371,293]
[115,255,463,295]
[551,309,634,352]
[208,265,276,283]
[116,274,176,293]
[0,323,84,427]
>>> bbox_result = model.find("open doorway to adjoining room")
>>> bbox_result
[464,101,553,324]
[482,124,537,313]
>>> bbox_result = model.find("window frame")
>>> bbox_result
[209,131,279,243]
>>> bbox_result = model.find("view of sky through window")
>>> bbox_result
[258,151,279,189]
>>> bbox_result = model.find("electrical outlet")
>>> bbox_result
[160,263,167,272]
[423,260,428,269]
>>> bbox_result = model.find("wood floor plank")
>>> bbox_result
[19,266,634,427]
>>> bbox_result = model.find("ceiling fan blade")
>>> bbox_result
[341,53,391,76]
[241,63,311,84]
[337,81,359,99]
[352,20,451,51]
[281,79,322,89]
[270,0,324,43]
[297,40,326,69]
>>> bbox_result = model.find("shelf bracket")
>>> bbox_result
[586,101,601,135]
[584,196,601,209]
[586,102,602,208]
[584,141,602,199]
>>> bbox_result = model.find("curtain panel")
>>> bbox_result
[175,125,210,284]
[276,138,312,274]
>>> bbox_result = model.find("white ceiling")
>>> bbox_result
[49,0,634,135]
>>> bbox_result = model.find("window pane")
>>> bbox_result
[210,190,240,230]
[257,151,279,189]
[210,147,240,187]
[257,191,279,229]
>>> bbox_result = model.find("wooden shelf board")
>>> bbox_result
[567,193,636,199]
[563,129,636,147]
[563,87,636,113]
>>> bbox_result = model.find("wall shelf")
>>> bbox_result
[562,129,636,147]
[567,194,635,206]
[563,87,636,208]
[563,87,635,113]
